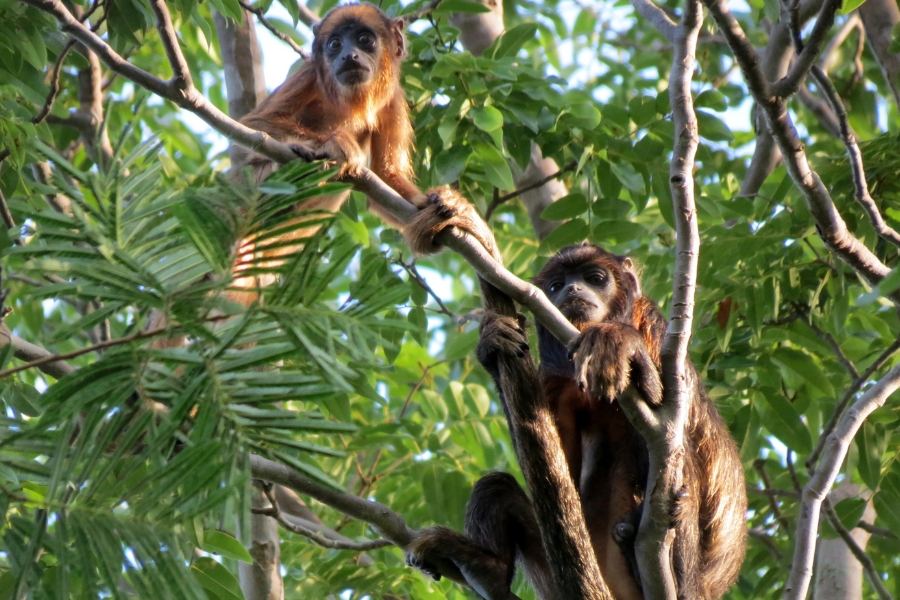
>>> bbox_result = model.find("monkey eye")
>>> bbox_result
[548,281,564,293]
[327,36,342,51]
[357,32,375,46]
[586,272,607,286]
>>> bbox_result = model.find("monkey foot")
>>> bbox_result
[405,552,442,581]
[426,191,458,219]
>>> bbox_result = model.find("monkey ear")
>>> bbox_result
[312,21,321,38]
[621,257,642,298]
[391,18,407,59]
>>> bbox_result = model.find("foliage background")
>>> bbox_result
[1,0,900,597]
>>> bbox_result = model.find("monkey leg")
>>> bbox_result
[403,187,502,262]
[567,323,662,406]
[407,472,552,600]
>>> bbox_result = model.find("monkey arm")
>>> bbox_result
[475,311,612,600]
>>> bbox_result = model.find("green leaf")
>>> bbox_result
[771,347,835,397]
[696,110,734,142]
[840,0,867,14]
[856,421,890,489]
[473,142,514,190]
[540,192,589,220]
[491,23,539,59]
[472,106,504,132]
[444,327,479,361]
[200,531,253,564]
[610,162,645,194]
[191,557,245,600]
[695,89,727,112]
[539,218,589,254]
[757,390,812,453]
[433,0,492,14]
[874,464,900,532]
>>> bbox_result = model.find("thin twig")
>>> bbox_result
[857,520,898,539]
[393,257,460,324]
[822,497,893,600]
[485,160,577,221]
[0,314,231,379]
[772,0,842,97]
[239,0,308,58]
[799,312,859,379]
[747,485,800,499]
[32,40,76,125]
[256,483,392,551]
[0,188,16,231]
[748,528,783,560]
[754,459,792,532]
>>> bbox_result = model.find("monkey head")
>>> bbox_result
[312,4,405,92]
[533,243,642,373]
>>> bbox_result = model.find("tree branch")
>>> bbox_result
[148,0,193,89]
[629,0,678,42]
[702,0,896,298]
[784,362,900,600]
[0,323,76,380]
[821,497,892,600]
[771,0,841,97]
[22,0,581,346]
[628,2,703,599]
[248,454,472,587]
[255,483,392,551]
[485,160,576,221]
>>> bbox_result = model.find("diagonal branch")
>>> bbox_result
[821,498,893,600]
[21,0,581,347]
[784,363,900,600]
[629,0,678,42]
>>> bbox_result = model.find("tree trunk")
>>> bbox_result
[214,12,283,600]
[813,483,876,600]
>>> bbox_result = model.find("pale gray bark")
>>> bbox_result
[814,483,875,600]
[239,491,284,600]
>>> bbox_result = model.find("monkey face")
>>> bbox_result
[323,21,382,88]
[542,266,619,327]
[534,244,640,330]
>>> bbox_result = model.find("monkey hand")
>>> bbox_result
[567,323,662,406]
[290,131,366,176]
[476,311,529,378]
[403,188,501,262]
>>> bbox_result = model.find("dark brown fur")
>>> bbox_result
[408,244,746,600]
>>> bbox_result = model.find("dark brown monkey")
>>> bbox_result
[228,2,499,299]
[407,243,746,600]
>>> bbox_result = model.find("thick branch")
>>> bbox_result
[24,0,580,345]
[0,323,76,380]
[858,0,900,108]
[634,2,703,599]
[784,363,900,600]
